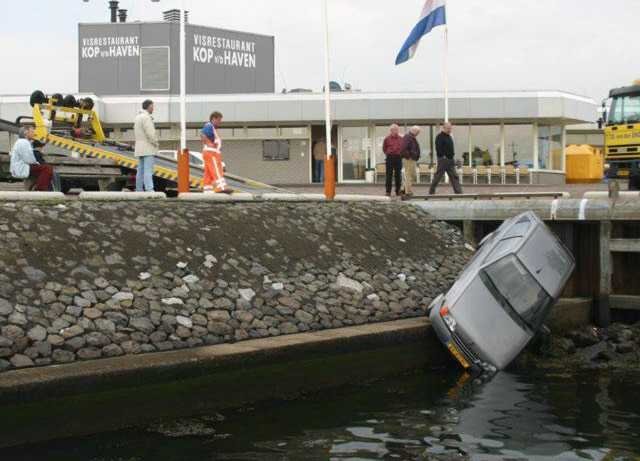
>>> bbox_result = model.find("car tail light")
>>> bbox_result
[440,306,457,332]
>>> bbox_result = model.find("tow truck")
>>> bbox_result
[1,90,279,193]
[603,80,640,183]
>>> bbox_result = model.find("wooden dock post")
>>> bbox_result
[595,221,612,327]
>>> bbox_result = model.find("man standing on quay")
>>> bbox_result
[382,124,403,197]
[133,100,158,192]
[400,125,421,198]
[429,122,463,195]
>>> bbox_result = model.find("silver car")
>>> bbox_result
[428,211,575,372]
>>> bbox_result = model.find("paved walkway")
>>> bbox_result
[282,183,610,199]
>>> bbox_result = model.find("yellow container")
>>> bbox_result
[565,145,604,184]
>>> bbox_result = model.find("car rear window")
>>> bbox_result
[484,255,551,330]
[484,237,521,263]
[502,216,532,239]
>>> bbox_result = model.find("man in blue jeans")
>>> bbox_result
[133,100,159,191]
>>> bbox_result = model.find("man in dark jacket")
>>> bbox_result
[429,122,463,195]
[382,124,403,196]
[400,125,421,197]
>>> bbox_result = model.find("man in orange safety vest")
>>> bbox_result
[201,111,231,193]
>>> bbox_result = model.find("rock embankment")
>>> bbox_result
[0,201,471,372]
[519,322,640,371]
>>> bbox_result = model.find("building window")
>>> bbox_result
[470,125,501,166]
[140,47,170,91]
[248,127,278,138]
[415,126,435,164]
[538,125,563,170]
[504,125,534,168]
[263,140,290,161]
[450,124,471,166]
[280,127,308,138]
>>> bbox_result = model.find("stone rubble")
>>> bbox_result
[0,201,470,372]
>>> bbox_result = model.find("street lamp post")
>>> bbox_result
[150,0,189,192]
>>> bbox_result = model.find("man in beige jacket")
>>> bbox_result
[134,100,159,191]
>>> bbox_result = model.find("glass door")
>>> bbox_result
[340,126,370,182]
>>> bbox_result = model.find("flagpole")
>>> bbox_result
[322,0,336,200]
[443,25,449,123]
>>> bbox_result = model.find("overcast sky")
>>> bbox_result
[2,0,639,101]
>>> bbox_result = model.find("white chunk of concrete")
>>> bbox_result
[0,192,66,201]
[79,192,166,201]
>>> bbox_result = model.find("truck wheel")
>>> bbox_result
[62,95,78,108]
[50,93,64,106]
[29,90,46,107]
[80,97,94,110]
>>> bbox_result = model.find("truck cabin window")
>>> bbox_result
[609,94,640,125]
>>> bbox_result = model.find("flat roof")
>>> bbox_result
[0,90,596,126]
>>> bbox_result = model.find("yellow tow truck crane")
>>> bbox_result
[603,80,640,185]
[27,90,203,189]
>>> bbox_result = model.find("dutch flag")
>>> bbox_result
[395,0,447,65]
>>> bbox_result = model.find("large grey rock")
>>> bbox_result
[84,308,102,320]
[280,322,299,335]
[0,336,12,348]
[1,325,25,341]
[52,349,75,363]
[112,292,134,303]
[212,298,233,310]
[0,359,10,372]
[238,289,256,302]
[61,325,85,339]
[336,274,364,294]
[27,325,47,342]
[130,317,155,334]
[86,332,111,348]
[47,335,65,347]
[208,310,231,322]
[40,290,57,304]
[103,344,124,357]
[295,310,314,324]
[176,316,193,329]
[207,322,233,336]
[0,299,13,316]
[10,354,34,368]
[77,348,102,360]
[95,318,116,333]
[23,267,46,282]
[8,312,28,326]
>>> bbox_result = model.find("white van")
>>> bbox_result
[428,211,575,372]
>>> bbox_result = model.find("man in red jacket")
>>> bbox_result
[382,124,403,197]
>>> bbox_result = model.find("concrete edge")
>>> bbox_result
[261,193,325,202]
[334,195,392,202]
[0,318,431,400]
[178,192,256,202]
[584,191,640,199]
[0,192,66,201]
[79,192,167,201]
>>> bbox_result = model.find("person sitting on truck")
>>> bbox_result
[10,127,54,191]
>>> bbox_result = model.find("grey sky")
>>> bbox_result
[2,0,639,101]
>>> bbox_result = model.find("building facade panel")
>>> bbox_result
[79,22,275,96]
